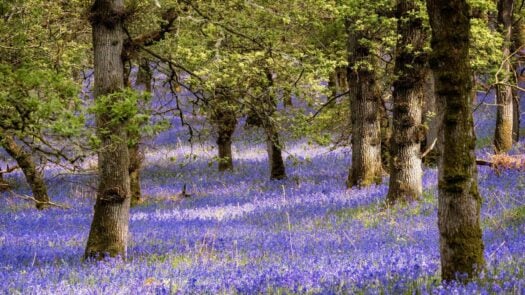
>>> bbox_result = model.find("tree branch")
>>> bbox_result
[5,189,70,209]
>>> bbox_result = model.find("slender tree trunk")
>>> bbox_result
[494,0,515,153]
[266,124,286,180]
[128,143,143,206]
[387,0,427,204]
[265,71,286,180]
[426,0,484,282]
[421,70,442,166]
[85,0,131,260]
[128,59,150,206]
[380,97,392,171]
[514,92,521,141]
[512,17,525,142]
[283,89,293,108]
[212,88,237,172]
[0,132,49,209]
[345,24,382,188]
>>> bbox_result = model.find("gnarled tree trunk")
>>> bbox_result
[494,0,515,153]
[345,25,382,188]
[85,0,131,260]
[0,132,49,209]
[426,0,484,282]
[387,0,427,204]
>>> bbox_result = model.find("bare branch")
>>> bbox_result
[5,189,70,209]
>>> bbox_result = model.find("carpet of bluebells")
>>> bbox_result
[1,89,525,294]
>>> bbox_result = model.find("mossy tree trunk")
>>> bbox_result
[212,87,237,172]
[345,24,382,188]
[387,0,427,204]
[0,132,50,209]
[494,0,515,153]
[426,0,484,282]
[85,0,131,260]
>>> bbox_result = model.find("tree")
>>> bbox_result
[426,0,484,281]
[210,87,237,172]
[511,9,525,143]
[0,133,49,209]
[345,23,383,188]
[387,0,428,204]
[494,0,515,153]
[0,0,87,210]
[84,0,132,259]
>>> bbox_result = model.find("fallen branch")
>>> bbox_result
[475,154,525,172]
[5,190,70,209]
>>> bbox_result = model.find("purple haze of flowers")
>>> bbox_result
[0,91,524,294]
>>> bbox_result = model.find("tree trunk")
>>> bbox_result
[128,143,143,206]
[128,59,150,206]
[426,0,484,282]
[387,0,427,204]
[85,0,131,260]
[421,70,442,166]
[514,93,521,141]
[494,0,515,153]
[265,71,286,180]
[512,17,525,143]
[345,24,382,188]
[266,124,286,180]
[212,88,237,172]
[0,132,50,209]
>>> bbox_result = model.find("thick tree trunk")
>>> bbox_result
[0,133,49,209]
[345,26,382,188]
[494,0,515,153]
[85,0,131,260]
[387,0,427,204]
[212,88,237,172]
[426,0,484,282]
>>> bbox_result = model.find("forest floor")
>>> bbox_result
[0,94,524,294]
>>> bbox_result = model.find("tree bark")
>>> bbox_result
[0,132,50,209]
[421,70,442,166]
[128,59,150,206]
[212,88,237,172]
[266,124,286,180]
[85,0,131,260]
[494,0,515,153]
[426,0,484,282]
[511,17,525,143]
[265,71,286,180]
[345,23,382,188]
[387,0,427,204]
